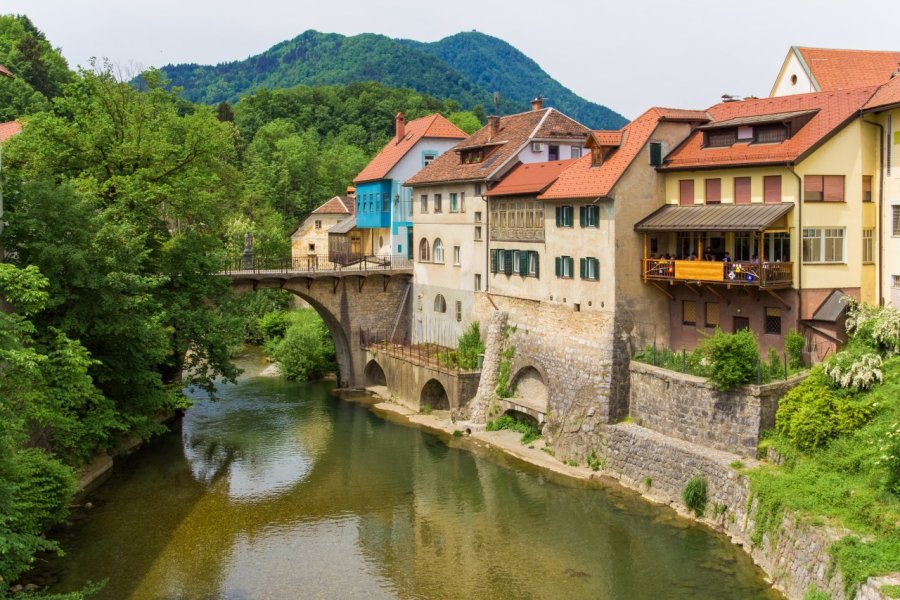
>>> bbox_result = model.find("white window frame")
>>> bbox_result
[433,238,445,264]
[453,245,461,266]
[863,228,874,264]
[802,227,845,263]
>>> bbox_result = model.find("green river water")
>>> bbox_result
[45,352,781,599]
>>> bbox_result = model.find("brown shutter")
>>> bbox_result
[705,178,721,203]
[764,175,782,204]
[679,180,695,206]
[734,177,751,204]
[823,175,844,202]
[862,175,873,202]
[804,175,823,201]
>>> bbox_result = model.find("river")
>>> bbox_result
[45,351,780,599]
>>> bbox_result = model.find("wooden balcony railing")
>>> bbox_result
[642,259,793,288]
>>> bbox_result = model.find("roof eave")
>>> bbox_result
[657,159,793,172]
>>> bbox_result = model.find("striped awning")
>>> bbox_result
[634,203,793,233]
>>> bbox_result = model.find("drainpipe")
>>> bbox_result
[787,165,803,319]
[483,182,490,292]
[860,116,885,305]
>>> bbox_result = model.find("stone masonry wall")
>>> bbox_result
[629,361,806,458]
[366,349,480,413]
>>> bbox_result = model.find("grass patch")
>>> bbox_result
[802,587,831,600]
[486,413,541,445]
[586,449,604,471]
[452,429,463,438]
[729,460,745,470]
[881,584,900,599]
[682,476,708,516]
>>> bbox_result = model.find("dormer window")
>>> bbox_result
[754,124,789,144]
[591,146,603,167]
[706,130,737,147]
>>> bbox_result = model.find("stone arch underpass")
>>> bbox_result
[502,364,550,426]
[228,271,412,388]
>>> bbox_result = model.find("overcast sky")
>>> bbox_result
[5,0,900,119]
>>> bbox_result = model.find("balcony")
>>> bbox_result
[641,258,793,289]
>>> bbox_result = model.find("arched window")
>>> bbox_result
[433,238,445,263]
[419,238,430,262]
[434,294,447,313]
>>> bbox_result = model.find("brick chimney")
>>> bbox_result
[346,185,356,200]
[395,112,406,141]
[531,96,544,111]
[487,116,500,140]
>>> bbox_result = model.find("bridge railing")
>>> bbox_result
[361,330,480,375]
[222,254,413,275]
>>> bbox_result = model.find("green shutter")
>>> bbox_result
[593,257,600,280]
[579,205,586,227]
[532,251,540,278]
[519,250,529,276]
[555,206,562,227]
[504,250,514,275]
[650,142,662,166]
[555,256,561,277]
[490,249,498,273]
[580,257,586,279]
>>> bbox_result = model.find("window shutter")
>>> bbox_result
[490,249,498,273]
[823,175,844,202]
[805,175,823,196]
[763,176,782,204]
[532,252,539,278]
[555,256,561,277]
[519,250,529,276]
[579,205,586,227]
[649,142,662,166]
[504,250,514,275]
[580,257,586,279]
[705,178,721,203]
[734,177,751,204]
[679,180,694,206]
[555,206,562,226]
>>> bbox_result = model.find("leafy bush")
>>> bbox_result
[682,475,708,516]
[766,347,785,381]
[271,310,336,381]
[786,329,806,371]
[495,345,516,398]
[776,369,875,450]
[258,310,292,342]
[845,299,900,356]
[9,449,76,535]
[220,289,292,344]
[877,422,900,495]
[697,328,759,391]
[486,413,541,444]
[824,349,883,391]
[456,322,485,370]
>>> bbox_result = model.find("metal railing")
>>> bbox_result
[641,259,793,288]
[222,254,413,275]
[361,331,479,374]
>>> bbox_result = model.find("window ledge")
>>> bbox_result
[802,261,847,265]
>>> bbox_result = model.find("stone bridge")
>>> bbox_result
[224,257,413,388]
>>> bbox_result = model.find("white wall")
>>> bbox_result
[771,51,817,97]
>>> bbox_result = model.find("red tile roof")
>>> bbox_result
[484,159,578,197]
[662,87,878,170]
[590,130,623,146]
[539,107,700,200]
[312,195,353,215]
[406,108,590,186]
[353,113,466,184]
[864,76,900,111]
[797,47,900,91]
[0,120,21,142]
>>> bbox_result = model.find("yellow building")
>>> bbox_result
[290,190,354,265]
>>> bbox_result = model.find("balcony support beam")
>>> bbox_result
[701,283,730,305]
[650,282,674,301]
[764,288,790,309]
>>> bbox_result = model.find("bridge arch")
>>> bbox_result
[420,378,450,411]
[364,359,387,387]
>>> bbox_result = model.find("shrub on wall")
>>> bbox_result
[682,475,708,516]
[697,328,759,391]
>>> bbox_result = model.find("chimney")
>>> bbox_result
[488,116,500,140]
[395,112,406,141]
[346,185,356,200]
[531,96,544,111]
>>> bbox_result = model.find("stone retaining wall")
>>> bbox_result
[629,361,805,457]
[366,348,480,413]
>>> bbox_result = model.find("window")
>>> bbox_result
[461,148,484,164]
[555,255,574,278]
[765,307,782,335]
[453,245,461,266]
[802,228,845,263]
[893,206,900,236]
[571,146,582,159]
[308,243,316,253]
[418,238,430,262]
[705,178,721,204]
[863,229,874,264]
[734,232,752,261]
[580,205,599,227]
[382,193,389,212]
[527,252,539,277]
[420,194,428,214]
[803,175,845,202]
[679,180,695,206]
[423,152,437,166]
[433,238,445,263]
[475,274,482,291]
[706,129,737,147]
[475,183,482,196]
[755,125,788,144]
[734,177,752,204]
[474,226,482,241]
[460,192,466,213]
[893,274,900,289]
[682,300,697,326]
[434,194,443,213]
[764,176,782,203]
[314,220,322,229]
[862,176,873,202]
[705,302,720,328]
[491,249,504,273]
[580,257,600,281]
[548,145,559,161]
[512,250,521,274]
[474,211,482,223]
[455,301,462,322]
[450,193,459,213]
[649,141,663,166]
[434,294,447,313]
[556,205,574,227]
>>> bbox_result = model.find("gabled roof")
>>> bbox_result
[864,75,900,111]
[405,108,590,186]
[589,130,623,147]
[0,120,21,142]
[662,87,877,170]
[353,113,466,184]
[795,47,900,92]
[484,159,578,197]
[539,107,701,201]
[328,215,357,235]
[312,195,353,215]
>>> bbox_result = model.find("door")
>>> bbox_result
[733,316,750,332]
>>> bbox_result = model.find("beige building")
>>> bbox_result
[405,99,590,346]
[290,190,354,265]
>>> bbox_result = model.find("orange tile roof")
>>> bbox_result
[662,87,877,170]
[590,130,623,146]
[539,107,698,200]
[0,120,21,142]
[406,108,590,186]
[353,113,466,184]
[798,47,900,91]
[484,159,578,197]
[864,76,900,110]
[312,195,353,215]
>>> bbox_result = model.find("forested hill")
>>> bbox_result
[159,30,626,129]
[399,32,626,130]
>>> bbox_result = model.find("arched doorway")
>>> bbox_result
[420,378,450,411]
[364,360,387,387]
[510,366,549,413]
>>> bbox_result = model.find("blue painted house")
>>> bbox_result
[352,112,467,258]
